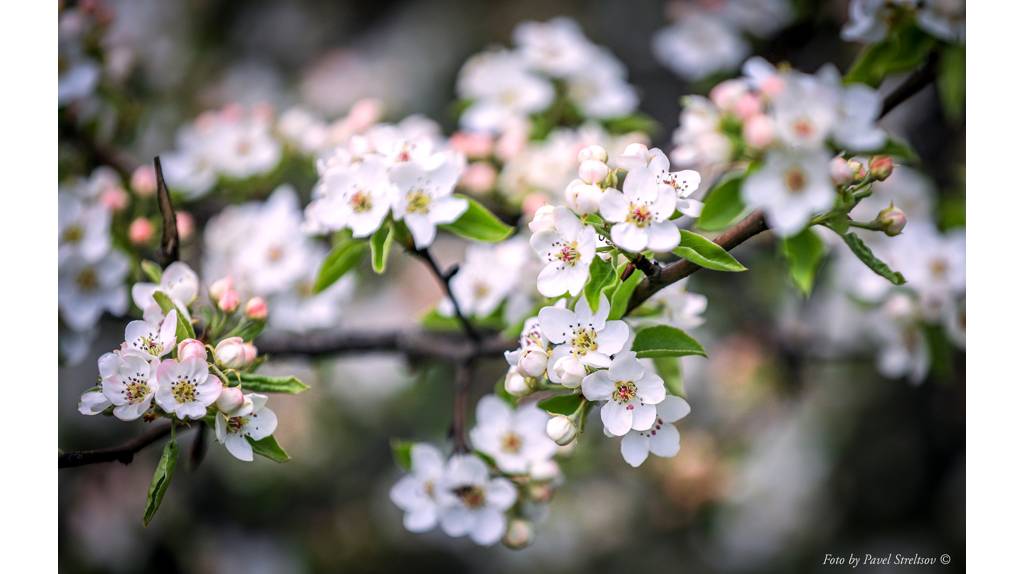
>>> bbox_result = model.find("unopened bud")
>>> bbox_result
[503,519,534,549]
[215,336,257,369]
[546,415,577,446]
[829,155,853,185]
[876,203,907,237]
[218,288,240,313]
[621,142,649,161]
[517,349,547,378]
[869,155,894,181]
[176,211,195,240]
[847,159,868,183]
[577,144,608,163]
[128,218,154,245]
[528,204,557,233]
[216,387,251,416]
[564,179,603,215]
[504,369,533,397]
[209,277,233,302]
[578,159,610,185]
[177,338,207,361]
[130,165,156,197]
[245,297,268,320]
[551,355,586,387]
[100,187,129,212]
[742,114,775,149]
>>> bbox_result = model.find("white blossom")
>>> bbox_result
[457,50,554,133]
[155,357,223,419]
[742,149,835,237]
[123,310,178,359]
[582,351,666,436]
[600,166,680,253]
[58,192,110,264]
[437,455,517,546]
[390,444,448,533]
[304,155,395,238]
[470,396,557,475]
[132,261,199,322]
[100,350,160,421]
[390,152,468,248]
[539,296,630,386]
[215,392,278,461]
[59,251,130,331]
[619,395,691,467]
[653,12,749,81]
[529,206,597,297]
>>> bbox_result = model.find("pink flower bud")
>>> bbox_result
[209,277,233,302]
[621,142,650,161]
[521,193,549,221]
[578,159,610,185]
[346,98,383,132]
[215,336,257,369]
[130,165,156,197]
[128,218,154,245]
[495,120,528,162]
[876,204,907,237]
[218,288,240,313]
[100,187,129,212]
[830,155,853,185]
[577,144,608,163]
[733,93,762,120]
[869,155,894,181]
[245,297,268,320]
[760,74,786,98]
[710,79,748,111]
[216,387,248,416]
[503,519,534,549]
[176,211,195,240]
[449,131,494,159]
[564,180,603,215]
[847,159,868,183]
[742,114,775,149]
[177,338,207,361]
[459,161,497,193]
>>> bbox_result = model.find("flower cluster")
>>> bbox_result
[78,262,292,463]
[456,18,637,135]
[303,116,467,249]
[843,0,965,44]
[653,0,793,81]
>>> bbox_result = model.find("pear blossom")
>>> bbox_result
[436,455,518,546]
[123,310,178,359]
[564,50,638,119]
[582,351,667,436]
[469,396,557,475]
[457,50,554,133]
[599,166,680,253]
[653,12,749,81]
[304,156,395,238]
[901,227,966,320]
[58,192,111,264]
[155,357,223,419]
[214,337,258,369]
[649,280,708,331]
[619,145,702,214]
[390,444,448,533]
[132,262,199,321]
[78,389,111,416]
[512,18,594,78]
[441,238,528,318]
[214,393,278,461]
[539,296,630,385]
[505,315,554,379]
[874,293,930,384]
[618,395,691,467]
[832,84,887,151]
[389,152,468,248]
[59,251,130,331]
[742,149,835,237]
[772,71,840,149]
[529,207,597,297]
[100,351,159,421]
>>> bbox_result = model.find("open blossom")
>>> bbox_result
[599,166,680,253]
[441,238,528,319]
[742,149,835,237]
[582,351,667,436]
[124,310,178,359]
[772,70,840,149]
[618,395,691,467]
[650,279,708,331]
[390,444,448,533]
[621,145,703,215]
[58,192,110,264]
[390,152,468,248]
[100,351,159,421]
[215,392,278,461]
[873,293,930,384]
[436,455,517,546]
[132,262,200,321]
[539,296,629,386]
[59,252,130,331]
[513,17,593,78]
[469,396,557,475]
[457,50,554,133]
[155,357,223,419]
[304,155,395,237]
[529,207,597,297]
[653,12,749,81]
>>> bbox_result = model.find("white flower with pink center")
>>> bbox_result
[214,392,278,461]
[582,351,666,436]
[155,357,222,420]
[539,296,630,387]
[599,165,681,253]
[100,350,160,421]
[618,395,691,467]
[529,206,597,297]
[123,310,178,359]
[390,152,468,249]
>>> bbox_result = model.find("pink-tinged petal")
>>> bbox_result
[631,403,657,431]
[611,222,648,252]
[620,432,651,467]
[486,478,518,510]
[158,310,178,352]
[636,373,666,405]
[582,370,614,401]
[195,375,223,406]
[657,395,691,423]
[646,221,681,252]
[599,189,629,222]
[601,401,633,436]
[469,507,506,546]
[224,434,254,461]
[649,423,681,458]
[595,320,629,356]
[538,307,574,343]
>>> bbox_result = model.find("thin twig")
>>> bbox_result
[411,249,481,343]
[450,360,473,453]
[58,422,177,468]
[153,156,179,265]
[880,51,939,118]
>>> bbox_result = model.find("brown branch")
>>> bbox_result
[450,360,473,453]
[880,51,939,118]
[59,422,176,468]
[256,329,512,361]
[411,249,481,342]
[153,156,179,265]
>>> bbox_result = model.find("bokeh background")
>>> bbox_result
[58,1,965,572]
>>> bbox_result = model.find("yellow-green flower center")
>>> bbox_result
[406,190,432,214]
[626,204,652,227]
[171,377,197,403]
[613,380,638,404]
[349,190,373,213]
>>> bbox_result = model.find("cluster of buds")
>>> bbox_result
[208,277,267,320]
[564,144,613,214]
[503,317,552,396]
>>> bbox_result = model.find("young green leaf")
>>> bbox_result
[844,24,936,87]
[247,435,291,462]
[140,260,163,283]
[698,173,746,231]
[370,223,394,274]
[673,229,747,272]
[151,291,196,340]
[632,325,707,358]
[439,195,513,243]
[840,232,906,285]
[390,439,414,471]
[537,393,585,416]
[238,373,309,394]
[314,239,367,293]
[584,256,616,311]
[652,356,684,397]
[938,44,966,121]
[143,436,179,526]
[608,267,644,320]
[781,228,826,295]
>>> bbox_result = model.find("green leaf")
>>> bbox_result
[652,356,684,397]
[608,267,644,320]
[673,229,747,272]
[152,291,196,340]
[143,436,178,526]
[140,260,163,283]
[781,228,826,295]
[247,435,291,462]
[537,393,585,416]
[844,24,936,87]
[584,256,616,312]
[698,173,746,231]
[632,325,706,358]
[602,113,658,135]
[238,373,309,394]
[840,232,906,285]
[390,439,413,471]
[370,223,394,274]
[439,195,513,243]
[314,239,367,294]
[938,44,966,121]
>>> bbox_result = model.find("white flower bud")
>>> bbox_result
[577,144,608,163]
[876,204,907,237]
[216,387,252,416]
[503,519,534,549]
[215,336,257,369]
[528,204,558,233]
[517,349,547,378]
[504,369,532,397]
[578,159,610,185]
[551,355,586,387]
[546,415,578,446]
[564,179,603,215]
[209,277,233,302]
[622,142,650,160]
[830,155,853,185]
[529,459,562,482]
